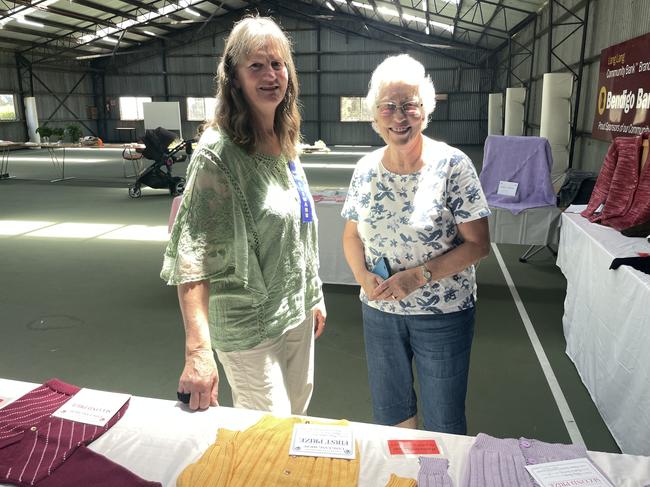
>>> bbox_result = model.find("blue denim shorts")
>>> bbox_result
[361,303,475,434]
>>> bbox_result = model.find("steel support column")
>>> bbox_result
[548,0,590,168]
[568,0,591,168]
[316,23,322,142]
[162,40,170,101]
[92,71,108,141]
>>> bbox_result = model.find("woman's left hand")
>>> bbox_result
[371,267,422,302]
[313,300,327,338]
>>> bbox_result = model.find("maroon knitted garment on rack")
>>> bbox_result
[582,132,650,231]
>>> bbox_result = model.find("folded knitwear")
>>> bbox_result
[0,379,161,487]
[418,457,453,487]
[382,457,452,487]
[479,135,557,214]
[176,415,360,487]
[460,433,611,487]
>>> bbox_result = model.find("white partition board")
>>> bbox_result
[488,93,504,135]
[143,102,182,138]
[504,87,526,136]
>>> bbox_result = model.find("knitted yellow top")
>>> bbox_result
[177,415,360,487]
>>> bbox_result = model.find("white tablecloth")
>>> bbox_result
[2,378,650,486]
[316,201,356,285]
[557,212,650,455]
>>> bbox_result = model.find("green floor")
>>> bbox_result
[0,146,619,454]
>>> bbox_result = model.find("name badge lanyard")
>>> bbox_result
[288,161,313,223]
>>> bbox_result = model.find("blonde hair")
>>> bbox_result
[209,16,300,159]
[366,54,436,133]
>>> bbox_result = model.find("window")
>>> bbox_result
[119,96,152,121]
[0,94,17,121]
[187,97,217,122]
[340,96,373,122]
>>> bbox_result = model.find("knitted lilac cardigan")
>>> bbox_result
[460,433,600,486]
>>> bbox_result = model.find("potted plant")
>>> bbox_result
[36,126,52,142]
[50,127,64,143]
[65,124,82,143]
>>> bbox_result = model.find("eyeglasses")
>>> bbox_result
[376,101,423,117]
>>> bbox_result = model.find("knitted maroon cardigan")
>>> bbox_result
[582,132,650,231]
[0,379,160,487]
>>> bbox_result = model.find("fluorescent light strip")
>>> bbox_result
[378,6,398,17]
[76,54,104,60]
[0,0,58,28]
[430,20,454,33]
[185,7,201,16]
[351,1,373,12]
[80,0,204,44]
[17,17,44,28]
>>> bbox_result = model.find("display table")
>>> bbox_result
[0,142,146,181]
[2,378,650,486]
[557,212,650,455]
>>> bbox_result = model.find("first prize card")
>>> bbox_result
[290,423,355,460]
[51,388,131,427]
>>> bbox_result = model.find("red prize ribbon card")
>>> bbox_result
[387,439,440,455]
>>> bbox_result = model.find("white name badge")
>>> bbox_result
[52,388,131,427]
[525,458,614,487]
[289,423,355,460]
[497,180,519,196]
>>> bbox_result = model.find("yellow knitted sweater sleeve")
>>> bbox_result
[384,473,418,487]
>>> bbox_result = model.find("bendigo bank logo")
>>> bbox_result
[597,87,650,116]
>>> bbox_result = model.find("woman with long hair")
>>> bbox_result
[162,16,325,414]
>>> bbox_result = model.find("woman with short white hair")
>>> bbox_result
[342,54,490,433]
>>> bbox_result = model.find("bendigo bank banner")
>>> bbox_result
[592,32,650,141]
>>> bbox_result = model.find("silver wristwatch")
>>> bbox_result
[421,264,432,283]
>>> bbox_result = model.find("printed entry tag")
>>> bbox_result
[497,180,519,196]
[388,439,441,456]
[52,388,131,427]
[525,458,614,487]
[289,423,355,459]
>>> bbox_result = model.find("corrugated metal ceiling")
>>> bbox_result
[0,0,545,65]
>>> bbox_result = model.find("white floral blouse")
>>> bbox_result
[341,138,490,315]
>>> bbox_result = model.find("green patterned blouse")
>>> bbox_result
[161,128,322,352]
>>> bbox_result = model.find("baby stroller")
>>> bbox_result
[127,127,194,198]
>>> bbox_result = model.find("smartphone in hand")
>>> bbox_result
[371,257,392,279]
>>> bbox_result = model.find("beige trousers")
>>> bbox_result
[216,314,314,416]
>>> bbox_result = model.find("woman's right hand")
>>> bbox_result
[179,349,219,410]
[360,270,383,298]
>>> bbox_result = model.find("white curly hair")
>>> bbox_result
[365,54,436,134]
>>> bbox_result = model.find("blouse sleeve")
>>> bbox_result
[445,152,491,223]
[161,149,235,285]
[341,161,368,222]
